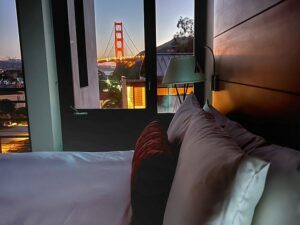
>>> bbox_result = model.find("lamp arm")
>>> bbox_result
[204,45,216,75]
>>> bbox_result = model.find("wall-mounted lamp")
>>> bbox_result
[162,55,205,104]
[162,47,219,104]
[203,46,218,91]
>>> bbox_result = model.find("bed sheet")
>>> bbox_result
[0,151,134,225]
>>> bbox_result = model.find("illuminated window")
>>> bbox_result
[157,87,194,96]
[127,85,146,109]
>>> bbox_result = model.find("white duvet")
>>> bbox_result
[0,151,134,225]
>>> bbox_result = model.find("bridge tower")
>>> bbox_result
[114,22,125,59]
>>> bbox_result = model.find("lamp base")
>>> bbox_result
[175,83,190,104]
[211,74,219,91]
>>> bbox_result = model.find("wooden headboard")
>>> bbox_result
[211,0,300,149]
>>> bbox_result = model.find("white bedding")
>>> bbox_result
[0,151,134,225]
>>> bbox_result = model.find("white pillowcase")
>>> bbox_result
[167,94,202,149]
[223,120,300,225]
[164,109,269,225]
[204,103,300,225]
[207,157,270,225]
[203,100,228,126]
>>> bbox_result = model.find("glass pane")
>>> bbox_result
[95,0,146,109]
[0,0,31,153]
[156,0,194,113]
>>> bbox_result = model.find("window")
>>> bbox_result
[94,0,146,109]
[52,0,205,149]
[156,0,194,113]
[0,0,31,153]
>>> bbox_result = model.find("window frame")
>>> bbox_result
[51,0,207,150]
[52,0,206,115]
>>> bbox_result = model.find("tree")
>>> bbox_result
[172,16,194,53]
[101,79,122,109]
[15,107,27,118]
[174,16,194,38]
[0,99,16,114]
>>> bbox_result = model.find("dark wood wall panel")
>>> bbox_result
[212,0,300,149]
[215,0,300,94]
[213,81,300,149]
[213,81,300,119]
[214,0,283,36]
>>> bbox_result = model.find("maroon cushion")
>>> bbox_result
[131,121,173,183]
[131,121,177,225]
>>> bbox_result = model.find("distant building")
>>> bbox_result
[120,53,194,112]
[0,69,24,88]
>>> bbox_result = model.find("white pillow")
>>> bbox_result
[251,169,300,225]
[203,100,228,126]
[207,157,269,225]
[167,94,202,149]
[204,103,300,225]
[224,120,300,225]
[163,109,269,225]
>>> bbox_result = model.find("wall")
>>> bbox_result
[17,0,63,151]
[212,0,300,148]
[67,0,99,109]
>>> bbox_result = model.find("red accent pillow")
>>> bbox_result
[131,121,172,182]
[131,121,177,225]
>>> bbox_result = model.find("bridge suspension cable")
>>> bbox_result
[101,26,114,59]
[98,22,145,63]
[124,38,135,56]
[107,41,115,59]
[123,25,140,54]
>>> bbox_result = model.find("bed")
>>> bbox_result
[1,89,300,225]
[0,151,134,225]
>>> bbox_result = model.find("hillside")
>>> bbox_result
[0,59,22,70]
[138,37,194,55]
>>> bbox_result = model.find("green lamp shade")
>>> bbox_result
[162,55,205,85]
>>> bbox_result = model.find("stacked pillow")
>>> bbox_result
[167,93,202,149]
[164,94,269,225]
[204,102,300,225]
[131,95,272,225]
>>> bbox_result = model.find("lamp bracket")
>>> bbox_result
[211,74,219,91]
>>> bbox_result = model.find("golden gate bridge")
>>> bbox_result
[97,22,145,64]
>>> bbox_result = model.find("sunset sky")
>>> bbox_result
[0,0,194,59]
[0,0,21,59]
[95,0,194,58]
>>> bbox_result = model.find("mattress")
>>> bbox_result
[0,151,134,225]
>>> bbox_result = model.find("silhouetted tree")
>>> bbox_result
[15,107,27,118]
[101,80,122,109]
[0,99,15,114]
[174,16,194,38]
[172,17,194,53]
